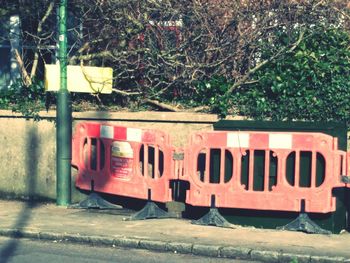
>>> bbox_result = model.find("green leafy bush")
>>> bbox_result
[232,27,350,125]
[0,78,46,120]
[192,76,232,116]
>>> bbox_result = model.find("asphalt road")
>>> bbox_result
[0,236,258,263]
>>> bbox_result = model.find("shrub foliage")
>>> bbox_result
[0,1,349,124]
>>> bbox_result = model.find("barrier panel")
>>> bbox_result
[72,122,176,203]
[180,131,347,213]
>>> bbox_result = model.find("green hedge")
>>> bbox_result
[235,28,350,124]
[0,28,349,126]
[201,27,350,125]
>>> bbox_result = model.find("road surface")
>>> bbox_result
[0,236,258,263]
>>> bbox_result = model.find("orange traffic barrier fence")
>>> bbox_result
[180,131,347,213]
[72,123,350,215]
[72,122,177,203]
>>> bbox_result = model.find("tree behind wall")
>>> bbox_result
[0,0,349,124]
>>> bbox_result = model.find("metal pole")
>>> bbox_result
[56,0,71,206]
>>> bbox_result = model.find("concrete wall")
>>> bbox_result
[0,110,348,203]
[0,117,56,200]
[0,110,235,202]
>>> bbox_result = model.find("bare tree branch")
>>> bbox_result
[112,88,141,96]
[30,1,55,79]
[143,98,180,112]
[225,29,306,96]
[14,49,32,87]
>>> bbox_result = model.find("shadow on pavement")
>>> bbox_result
[0,125,39,262]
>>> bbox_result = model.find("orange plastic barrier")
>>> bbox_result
[72,122,176,203]
[180,131,347,213]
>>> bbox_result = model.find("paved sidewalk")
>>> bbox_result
[0,200,349,263]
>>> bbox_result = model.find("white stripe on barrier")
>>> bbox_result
[100,125,114,139]
[127,128,142,142]
[269,134,292,149]
[227,133,250,148]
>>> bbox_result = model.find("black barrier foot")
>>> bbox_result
[192,207,234,228]
[277,213,331,235]
[277,200,331,235]
[127,189,171,220]
[191,195,234,228]
[69,192,122,210]
[127,201,171,220]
